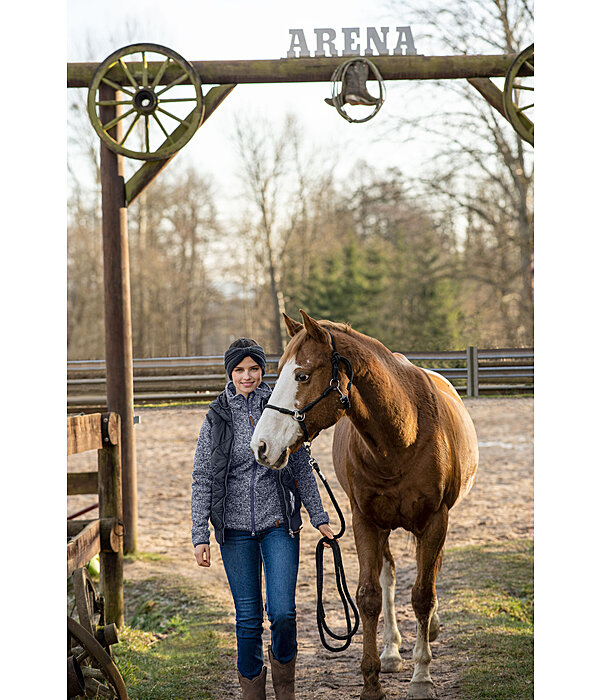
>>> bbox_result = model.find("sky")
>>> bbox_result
[66,0,450,201]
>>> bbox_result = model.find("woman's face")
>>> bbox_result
[231,356,262,397]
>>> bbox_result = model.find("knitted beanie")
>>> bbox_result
[224,338,267,379]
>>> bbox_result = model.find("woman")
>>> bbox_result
[191,337,335,700]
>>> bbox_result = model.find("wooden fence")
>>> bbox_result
[67,346,533,413]
[67,412,124,626]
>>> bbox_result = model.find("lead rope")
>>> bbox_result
[306,441,360,652]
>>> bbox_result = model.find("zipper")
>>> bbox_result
[247,394,257,536]
[279,470,294,537]
[250,460,257,536]
[222,408,234,531]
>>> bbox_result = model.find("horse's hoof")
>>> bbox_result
[380,655,403,673]
[429,613,441,642]
[407,680,436,699]
[360,687,387,700]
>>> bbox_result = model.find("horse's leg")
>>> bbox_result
[407,505,448,700]
[353,508,387,700]
[379,536,403,673]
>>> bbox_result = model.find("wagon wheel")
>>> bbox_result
[73,567,104,635]
[67,616,128,699]
[503,43,534,146]
[87,43,204,160]
[73,567,119,655]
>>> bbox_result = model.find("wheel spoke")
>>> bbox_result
[76,648,90,665]
[151,112,174,143]
[101,77,135,96]
[156,106,187,125]
[118,57,139,90]
[103,107,136,133]
[96,99,135,106]
[144,115,150,153]
[120,112,141,146]
[142,51,148,88]
[156,72,189,95]
[158,97,197,103]
[151,57,172,89]
[513,84,534,91]
[517,103,534,113]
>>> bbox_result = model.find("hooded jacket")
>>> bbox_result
[191,380,329,546]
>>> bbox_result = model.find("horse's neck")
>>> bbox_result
[343,335,421,456]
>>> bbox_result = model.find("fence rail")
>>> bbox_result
[67,346,533,413]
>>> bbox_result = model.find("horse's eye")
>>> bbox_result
[295,373,310,383]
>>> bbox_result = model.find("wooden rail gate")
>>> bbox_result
[67,412,124,626]
[67,45,533,553]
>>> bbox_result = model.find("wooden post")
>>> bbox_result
[467,345,479,398]
[98,412,124,627]
[99,84,138,553]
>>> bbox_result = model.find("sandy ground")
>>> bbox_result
[68,397,533,699]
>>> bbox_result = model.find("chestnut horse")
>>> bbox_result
[251,311,478,700]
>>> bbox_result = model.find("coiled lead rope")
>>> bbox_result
[307,443,360,652]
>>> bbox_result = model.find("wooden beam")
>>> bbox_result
[67,412,119,455]
[67,518,123,552]
[125,83,236,205]
[67,413,102,455]
[67,53,531,88]
[467,77,507,119]
[100,88,137,555]
[67,520,101,577]
[67,471,99,495]
[467,76,533,134]
[98,416,124,626]
[467,78,533,135]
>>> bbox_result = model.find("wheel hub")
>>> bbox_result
[133,88,158,114]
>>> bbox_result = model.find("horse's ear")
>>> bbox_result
[283,312,303,337]
[299,310,329,344]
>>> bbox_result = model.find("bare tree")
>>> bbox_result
[127,167,221,356]
[231,114,337,352]
[386,0,534,344]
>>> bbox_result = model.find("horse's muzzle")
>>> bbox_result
[255,440,289,470]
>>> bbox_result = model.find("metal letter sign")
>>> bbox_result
[286,27,418,58]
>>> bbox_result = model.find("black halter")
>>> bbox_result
[264,329,354,442]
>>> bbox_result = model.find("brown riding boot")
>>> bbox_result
[237,666,266,700]
[268,645,296,700]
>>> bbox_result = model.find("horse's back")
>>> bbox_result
[332,350,478,510]
[395,353,479,505]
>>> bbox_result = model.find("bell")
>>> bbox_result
[325,61,379,108]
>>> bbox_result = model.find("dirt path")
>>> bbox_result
[68,397,533,699]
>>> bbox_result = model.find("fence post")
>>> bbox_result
[98,413,124,627]
[466,346,479,397]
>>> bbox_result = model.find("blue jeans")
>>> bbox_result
[220,526,300,679]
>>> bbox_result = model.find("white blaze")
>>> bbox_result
[251,358,303,466]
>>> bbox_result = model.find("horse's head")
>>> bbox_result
[251,310,353,469]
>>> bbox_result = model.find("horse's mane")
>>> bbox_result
[321,320,353,334]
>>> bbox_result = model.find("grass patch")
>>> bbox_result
[124,551,166,563]
[113,575,235,699]
[440,539,533,700]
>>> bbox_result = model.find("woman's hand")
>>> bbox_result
[194,544,211,567]
[318,523,337,548]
